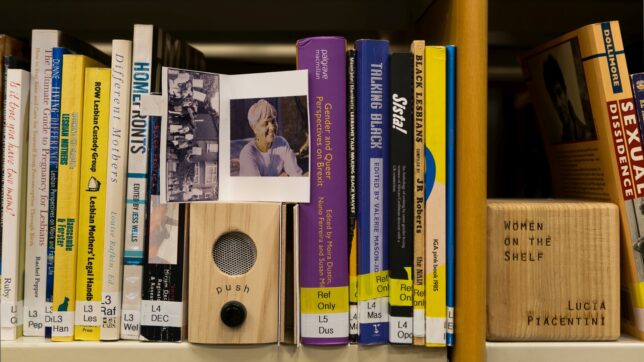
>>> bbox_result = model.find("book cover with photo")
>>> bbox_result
[158,68,310,204]
[520,20,644,340]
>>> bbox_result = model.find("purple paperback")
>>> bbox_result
[296,36,349,345]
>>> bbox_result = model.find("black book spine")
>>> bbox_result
[347,49,359,343]
[140,29,206,341]
[388,52,415,344]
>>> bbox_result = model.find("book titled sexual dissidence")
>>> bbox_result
[296,36,349,345]
[356,39,390,344]
[520,20,644,340]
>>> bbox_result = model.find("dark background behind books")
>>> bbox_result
[2,0,640,198]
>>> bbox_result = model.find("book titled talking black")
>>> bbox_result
[388,52,414,344]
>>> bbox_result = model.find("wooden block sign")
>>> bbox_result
[487,200,619,341]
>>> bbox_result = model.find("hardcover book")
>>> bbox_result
[425,45,447,347]
[24,29,107,337]
[1,69,30,340]
[101,39,132,341]
[355,39,390,344]
[631,73,644,137]
[121,24,206,340]
[388,52,414,344]
[74,67,110,341]
[51,54,103,341]
[410,39,426,346]
[519,20,644,340]
[296,36,349,345]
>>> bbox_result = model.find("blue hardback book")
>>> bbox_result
[45,46,71,337]
[355,39,390,344]
[631,73,644,142]
[445,45,456,346]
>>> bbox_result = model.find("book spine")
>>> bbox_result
[101,39,132,341]
[347,49,359,343]
[424,46,447,347]
[356,39,390,344]
[74,67,110,340]
[45,47,70,337]
[140,116,186,341]
[410,40,426,346]
[388,52,414,344]
[297,36,349,345]
[445,45,456,346]
[631,73,644,141]
[1,69,30,340]
[122,24,154,340]
[52,54,99,341]
[24,30,59,336]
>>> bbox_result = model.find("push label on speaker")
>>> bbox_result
[75,301,101,326]
[301,286,349,338]
[141,300,183,328]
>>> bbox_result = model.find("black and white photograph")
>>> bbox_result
[526,39,596,144]
[164,68,220,202]
[229,96,309,177]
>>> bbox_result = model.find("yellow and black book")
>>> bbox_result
[74,67,110,340]
[51,55,103,341]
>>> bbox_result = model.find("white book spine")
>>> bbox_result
[101,39,133,341]
[1,69,30,340]
[121,24,153,340]
[23,29,59,336]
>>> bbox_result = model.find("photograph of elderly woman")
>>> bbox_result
[230,96,309,177]
[165,68,220,202]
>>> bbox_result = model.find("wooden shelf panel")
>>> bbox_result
[1,338,447,362]
[487,335,644,362]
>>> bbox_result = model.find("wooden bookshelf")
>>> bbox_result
[0,0,487,360]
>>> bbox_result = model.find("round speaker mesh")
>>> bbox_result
[212,231,257,275]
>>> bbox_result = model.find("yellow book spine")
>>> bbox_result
[424,46,447,347]
[52,55,102,341]
[74,68,111,340]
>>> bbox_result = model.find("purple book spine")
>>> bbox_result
[297,36,349,345]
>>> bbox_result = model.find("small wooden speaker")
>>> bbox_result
[188,202,283,344]
[487,200,619,341]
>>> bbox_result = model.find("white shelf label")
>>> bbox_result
[389,316,413,344]
[101,292,121,330]
[140,301,183,328]
[44,302,53,328]
[120,309,140,338]
[52,311,74,337]
[301,313,349,338]
[23,306,44,333]
[413,308,425,337]
[75,301,101,327]
[358,297,389,323]
[1,301,23,327]
[349,304,358,335]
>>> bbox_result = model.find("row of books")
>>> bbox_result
[0,27,456,346]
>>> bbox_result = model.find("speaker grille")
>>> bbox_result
[212,231,257,275]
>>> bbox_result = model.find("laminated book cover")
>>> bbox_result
[519,20,644,339]
[51,54,103,341]
[355,39,390,345]
[296,36,349,345]
[445,45,456,346]
[425,45,447,347]
[388,52,414,344]
[74,67,110,341]
[154,67,310,204]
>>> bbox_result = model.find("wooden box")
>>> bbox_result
[487,200,619,341]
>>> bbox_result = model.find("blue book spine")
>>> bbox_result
[630,73,644,143]
[356,39,390,344]
[445,45,456,346]
[45,47,71,337]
